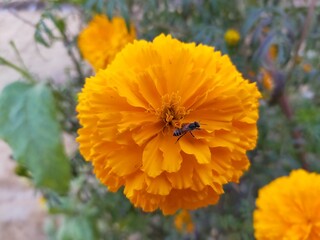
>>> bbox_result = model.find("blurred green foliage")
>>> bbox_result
[0,0,319,239]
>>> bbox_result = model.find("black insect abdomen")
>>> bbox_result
[173,129,183,136]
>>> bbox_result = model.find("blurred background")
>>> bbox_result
[0,0,319,239]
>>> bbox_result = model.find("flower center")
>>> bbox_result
[156,92,188,129]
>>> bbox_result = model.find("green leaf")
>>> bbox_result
[118,0,131,32]
[54,18,66,34]
[0,81,70,194]
[106,0,115,20]
[57,216,98,240]
[96,0,105,13]
[242,8,263,35]
[34,21,53,47]
[84,0,97,10]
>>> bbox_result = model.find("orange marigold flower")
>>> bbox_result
[224,29,241,46]
[174,210,194,233]
[76,34,261,215]
[78,15,136,71]
[254,169,320,240]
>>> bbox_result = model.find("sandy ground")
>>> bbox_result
[0,6,81,240]
[0,142,47,240]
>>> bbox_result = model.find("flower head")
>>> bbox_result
[254,169,320,240]
[174,210,194,233]
[78,15,136,71]
[76,34,261,215]
[224,29,241,46]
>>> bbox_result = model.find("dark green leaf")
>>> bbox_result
[106,0,115,20]
[34,21,54,47]
[242,8,263,35]
[55,18,66,34]
[84,0,97,10]
[100,0,107,13]
[118,0,130,31]
[0,82,70,194]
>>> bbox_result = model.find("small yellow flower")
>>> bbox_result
[295,56,302,64]
[224,29,241,46]
[302,63,312,73]
[38,195,48,211]
[78,15,136,71]
[76,34,261,215]
[254,169,320,240]
[174,210,194,233]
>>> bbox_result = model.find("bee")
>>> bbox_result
[173,121,201,143]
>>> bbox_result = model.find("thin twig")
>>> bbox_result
[0,1,45,10]
[272,1,316,171]
[294,0,316,58]
[9,41,28,70]
[8,9,36,27]
[61,30,84,82]
[0,56,36,84]
[286,0,316,81]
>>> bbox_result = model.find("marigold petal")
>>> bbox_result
[208,130,240,151]
[124,171,146,198]
[129,190,164,212]
[132,122,163,146]
[105,145,142,177]
[146,174,172,195]
[141,136,163,177]
[76,128,95,159]
[93,156,125,192]
[179,138,211,164]
[166,154,194,189]
[187,109,233,132]
[136,71,162,109]
[191,164,215,191]
[107,72,150,108]
[159,135,183,173]
[117,111,156,133]
[160,187,220,215]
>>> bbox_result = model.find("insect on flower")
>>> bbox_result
[173,121,202,143]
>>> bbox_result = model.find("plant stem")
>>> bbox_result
[286,0,316,82]
[61,30,84,82]
[279,95,308,170]
[279,0,317,170]
[0,56,36,84]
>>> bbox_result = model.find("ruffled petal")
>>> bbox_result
[105,144,142,177]
[166,153,194,189]
[146,174,172,195]
[159,134,183,173]
[124,171,146,198]
[179,138,211,164]
[141,136,163,177]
